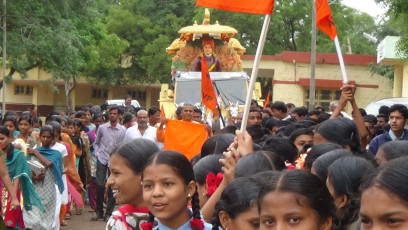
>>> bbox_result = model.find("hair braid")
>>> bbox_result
[211,203,222,230]
[191,189,201,219]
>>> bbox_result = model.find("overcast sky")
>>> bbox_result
[342,0,387,18]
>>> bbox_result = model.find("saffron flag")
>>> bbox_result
[196,0,274,14]
[201,56,218,110]
[263,90,271,109]
[163,119,209,160]
[160,104,166,118]
[316,0,337,40]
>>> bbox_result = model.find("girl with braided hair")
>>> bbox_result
[211,176,262,230]
[326,156,373,230]
[141,151,212,230]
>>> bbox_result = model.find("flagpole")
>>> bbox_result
[240,14,271,132]
[334,36,348,83]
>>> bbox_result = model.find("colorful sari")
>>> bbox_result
[23,146,64,230]
[2,145,44,229]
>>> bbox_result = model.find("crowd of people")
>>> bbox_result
[1,83,408,230]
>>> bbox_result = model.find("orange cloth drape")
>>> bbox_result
[316,0,337,40]
[196,0,274,15]
[163,120,208,160]
[201,56,218,111]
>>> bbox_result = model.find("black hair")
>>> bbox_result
[2,116,18,132]
[40,125,55,138]
[361,157,408,210]
[327,156,373,229]
[47,115,62,124]
[48,121,62,139]
[215,125,237,135]
[378,105,390,117]
[246,125,265,144]
[270,101,287,113]
[193,154,224,185]
[308,109,322,117]
[251,99,259,107]
[262,151,287,171]
[364,114,377,125]
[234,151,275,178]
[112,139,159,174]
[148,106,160,116]
[73,118,89,133]
[291,106,308,117]
[264,117,280,131]
[18,115,32,126]
[378,140,408,162]
[258,170,336,227]
[75,111,86,119]
[316,117,361,152]
[260,109,271,117]
[176,107,183,116]
[193,107,202,115]
[304,142,342,171]
[125,95,132,100]
[66,118,74,126]
[142,151,202,225]
[212,177,261,230]
[317,113,331,124]
[122,112,133,125]
[0,126,13,160]
[109,105,123,115]
[32,117,43,126]
[389,104,408,119]
[312,149,353,182]
[4,111,17,119]
[288,128,314,144]
[200,133,235,158]
[93,112,104,122]
[261,136,299,163]
[376,113,389,123]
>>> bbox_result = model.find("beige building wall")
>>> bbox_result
[242,52,393,113]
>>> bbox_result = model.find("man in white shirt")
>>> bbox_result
[124,110,161,148]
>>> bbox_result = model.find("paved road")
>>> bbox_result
[61,205,107,230]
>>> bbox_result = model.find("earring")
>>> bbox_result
[188,194,191,198]
[202,193,206,196]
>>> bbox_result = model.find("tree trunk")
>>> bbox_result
[65,76,76,113]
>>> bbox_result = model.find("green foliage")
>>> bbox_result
[1,0,126,86]
[106,0,195,84]
[375,0,408,58]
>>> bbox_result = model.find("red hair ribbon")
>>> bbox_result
[205,172,223,196]
[190,217,204,230]
[140,222,154,230]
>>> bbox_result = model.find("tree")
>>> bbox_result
[1,0,128,111]
[106,0,195,84]
[375,0,408,58]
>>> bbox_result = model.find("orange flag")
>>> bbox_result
[263,90,271,109]
[163,119,209,160]
[316,0,337,40]
[160,104,166,118]
[196,0,274,14]
[201,56,218,110]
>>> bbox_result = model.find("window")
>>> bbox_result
[127,89,146,100]
[14,85,33,95]
[91,88,108,99]
[137,91,146,100]
[126,90,137,99]
[305,88,342,111]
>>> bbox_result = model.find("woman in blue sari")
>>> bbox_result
[23,125,64,230]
